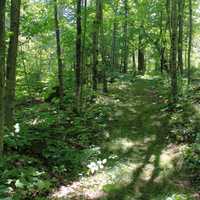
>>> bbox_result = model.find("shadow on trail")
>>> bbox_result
[102,77,171,199]
[104,131,167,200]
[51,76,181,200]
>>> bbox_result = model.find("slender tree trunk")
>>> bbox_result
[188,0,192,85]
[111,18,117,70]
[178,0,185,75]
[81,0,87,107]
[138,28,145,75]
[159,9,166,74]
[76,0,82,111]
[122,0,128,73]
[92,0,100,91]
[166,0,171,38]
[99,0,108,93]
[132,50,136,74]
[5,0,21,130]
[160,47,165,73]
[138,48,145,74]
[92,0,101,90]
[170,0,178,103]
[0,0,6,155]
[54,0,64,108]
[82,0,87,85]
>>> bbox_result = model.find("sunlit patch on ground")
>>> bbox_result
[50,78,194,200]
[160,144,182,169]
[107,137,155,154]
[51,161,139,200]
[51,143,183,200]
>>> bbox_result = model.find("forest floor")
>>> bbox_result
[51,75,196,200]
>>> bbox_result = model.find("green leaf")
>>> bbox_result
[15,180,24,189]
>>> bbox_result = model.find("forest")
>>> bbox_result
[0,0,200,199]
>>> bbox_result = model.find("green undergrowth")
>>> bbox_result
[1,74,199,200]
[1,89,117,199]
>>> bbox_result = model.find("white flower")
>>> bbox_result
[87,158,107,174]
[97,160,102,165]
[99,164,104,169]
[14,123,20,133]
[108,155,118,159]
[87,162,99,174]
[102,159,107,164]
[104,131,110,138]
[97,160,104,169]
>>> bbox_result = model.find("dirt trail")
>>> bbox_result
[51,76,192,200]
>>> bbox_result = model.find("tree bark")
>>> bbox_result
[170,0,178,103]
[76,0,82,111]
[122,0,128,73]
[92,0,101,90]
[54,0,64,108]
[132,50,136,74]
[99,0,108,93]
[0,0,6,155]
[5,0,21,130]
[138,27,145,75]
[178,0,185,75]
[111,18,118,70]
[188,0,192,85]
[82,0,87,85]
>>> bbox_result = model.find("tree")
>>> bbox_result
[122,0,128,73]
[76,0,82,110]
[99,0,108,93]
[54,0,64,107]
[0,0,6,154]
[92,0,101,91]
[5,0,21,130]
[170,0,178,103]
[138,25,145,74]
[178,0,185,75]
[111,1,119,70]
[188,0,192,85]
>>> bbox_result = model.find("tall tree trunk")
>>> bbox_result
[0,0,6,155]
[170,0,178,103]
[92,0,99,91]
[178,0,185,75]
[111,1,119,71]
[99,0,108,93]
[159,9,166,74]
[81,0,87,107]
[160,47,165,73]
[138,28,145,75]
[76,0,82,111]
[132,50,136,74]
[5,0,21,130]
[82,0,87,85]
[54,0,64,108]
[122,0,128,73]
[111,18,118,70]
[138,48,145,74]
[188,0,192,85]
[92,0,101,90]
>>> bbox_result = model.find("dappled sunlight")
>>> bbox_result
[160,144,182,169]
[112,80,133,91]
[193,104,200,114]
[139,74,161,81]
[107,137,154,153]
[51,161,139,200]
[94,95,121,107]
[50,143,184,200]
[48,77,194,200]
